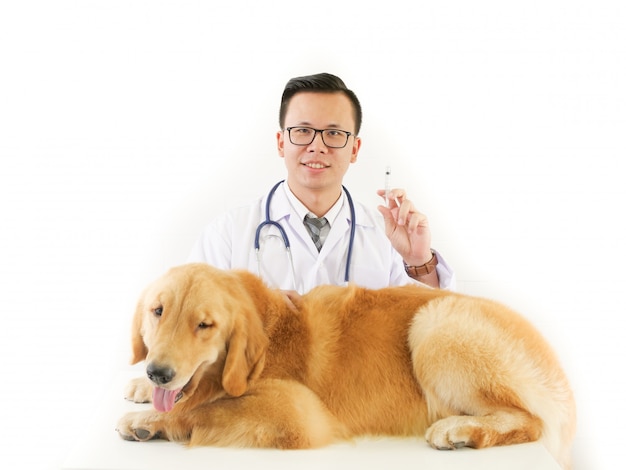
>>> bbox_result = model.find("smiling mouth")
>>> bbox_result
[303,162,328,169]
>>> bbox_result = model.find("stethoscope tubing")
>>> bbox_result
[254,180,356,283]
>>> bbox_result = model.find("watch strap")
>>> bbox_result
[404,251,438,277]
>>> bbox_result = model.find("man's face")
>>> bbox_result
[277,92,361,197]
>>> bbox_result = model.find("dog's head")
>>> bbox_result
[130,264,269,412]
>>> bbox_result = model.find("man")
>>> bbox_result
[188,73,454,293]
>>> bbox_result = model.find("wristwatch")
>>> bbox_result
[404,251,438,277]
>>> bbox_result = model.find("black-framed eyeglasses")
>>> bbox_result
[285,127,354,149]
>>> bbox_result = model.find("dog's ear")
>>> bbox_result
[222,307,268,397]
[130,296,148,364]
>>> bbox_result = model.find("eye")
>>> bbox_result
[153,306,163,317]
[198,321,214,330]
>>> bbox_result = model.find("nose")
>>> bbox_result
[307,130,328,151]
[146,363,176,386]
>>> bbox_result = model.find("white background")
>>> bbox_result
[1,1,624,469]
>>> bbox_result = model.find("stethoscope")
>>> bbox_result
[254,180,356,286]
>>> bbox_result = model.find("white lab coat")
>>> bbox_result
[188,182,455,294]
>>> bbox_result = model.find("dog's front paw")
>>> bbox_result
[425,416,476,450]
[124,376,153,403]
[116,411,162,442]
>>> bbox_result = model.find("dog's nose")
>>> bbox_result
[146,363,176,386]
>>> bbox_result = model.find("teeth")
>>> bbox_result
[306,163,326,169]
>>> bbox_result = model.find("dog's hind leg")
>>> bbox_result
[425,408,542,450]
[408,295,575,469]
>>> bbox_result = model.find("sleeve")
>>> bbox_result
[432,248,456,290]
[187,213,234,269]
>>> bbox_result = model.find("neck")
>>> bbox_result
[287,181,342,217]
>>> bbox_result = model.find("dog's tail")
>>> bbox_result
[524,366,576,470]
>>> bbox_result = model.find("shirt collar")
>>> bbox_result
[283,182,344,226]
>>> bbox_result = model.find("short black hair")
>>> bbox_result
[279,73,362,135]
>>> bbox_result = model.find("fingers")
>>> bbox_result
[377,188,428,232]
[281,290,302,312]
[399,205,429,233]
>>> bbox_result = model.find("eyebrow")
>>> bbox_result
[295,121,346,129]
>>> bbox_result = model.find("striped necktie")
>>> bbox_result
[304,215,329,252]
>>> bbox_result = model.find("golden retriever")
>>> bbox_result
[117,263,575,469]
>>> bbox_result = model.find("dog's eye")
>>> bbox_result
[198,321,214,329]
[153,306,163,317]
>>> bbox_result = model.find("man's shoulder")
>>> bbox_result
[202,196,265,229]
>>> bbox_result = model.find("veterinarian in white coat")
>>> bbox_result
[188,73,455,294]
[188,181,455,294]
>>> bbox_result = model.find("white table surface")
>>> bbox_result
[62,370,562,470]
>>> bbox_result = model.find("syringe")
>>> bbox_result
[384,166,391,207]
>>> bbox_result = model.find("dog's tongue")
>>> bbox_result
[152,387,182,413]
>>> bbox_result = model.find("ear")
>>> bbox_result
[276,130,285,158]
[130,297,148,364]
[222,308,268,397]
[350,135,361,163]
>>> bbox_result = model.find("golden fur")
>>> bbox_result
[117,263,576,468]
